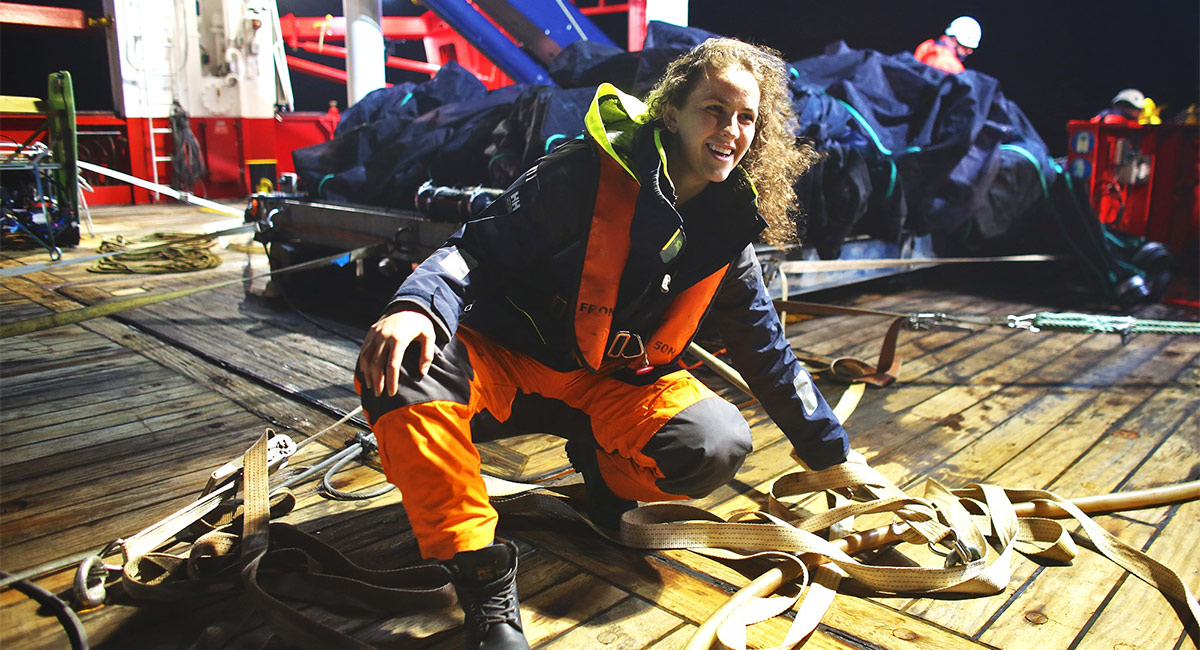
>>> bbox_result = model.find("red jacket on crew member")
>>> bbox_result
[914,36,965,74]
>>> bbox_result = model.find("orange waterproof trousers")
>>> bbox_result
[358,327,752,561]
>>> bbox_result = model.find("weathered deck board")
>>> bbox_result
[883,340,1199,643]
[978,516,1159,649]
[1080,501,1200,650]
[2,202,1197,650]
[59,282,365,413]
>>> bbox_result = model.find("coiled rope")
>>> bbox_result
[87,232,222,274]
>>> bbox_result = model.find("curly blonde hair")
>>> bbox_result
[643,38,818,247]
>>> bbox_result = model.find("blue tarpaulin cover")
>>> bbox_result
[293,23,1058,258]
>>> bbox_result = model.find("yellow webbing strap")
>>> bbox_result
[484,464,1199,649]
[79,410,1198,647]
[632,463,1200,650]
[475,376,1197,649]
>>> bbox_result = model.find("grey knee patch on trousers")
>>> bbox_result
[641,397,753,498]
[359,336,473,426]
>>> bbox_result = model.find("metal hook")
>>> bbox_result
[929,532,983,568]
[1006,313,1041,333]
[73,538,126,609]
[907,312,949,331]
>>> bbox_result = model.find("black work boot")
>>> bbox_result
[443,539,531,650]
[564,438,637,531]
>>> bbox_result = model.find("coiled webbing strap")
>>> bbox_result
[483,458,1200,649]
[85,427,1199,649]
[616,462,1200,650]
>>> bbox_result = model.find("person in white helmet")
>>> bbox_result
[914,16,981,74]
[1091,89,1146,124]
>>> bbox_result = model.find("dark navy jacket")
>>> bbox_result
[387,84,849,470]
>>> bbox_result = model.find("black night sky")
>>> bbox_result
[2,0,1197,156]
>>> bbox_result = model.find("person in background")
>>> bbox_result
[1091,88,1147,124]
[356,37,861,650]
[914,16,981,74]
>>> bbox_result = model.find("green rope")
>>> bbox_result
[1014,312,1200,336]
[835,98,893,156]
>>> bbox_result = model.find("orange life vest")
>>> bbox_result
[573,149,728,372]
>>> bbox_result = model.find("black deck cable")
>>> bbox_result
[319,433,396,500]
[0,571,88,650]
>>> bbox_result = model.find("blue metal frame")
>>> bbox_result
[419,0,555,85]
[418,0,621,86]
[500,0,618,49]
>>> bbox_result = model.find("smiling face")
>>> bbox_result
[661,65,761,205]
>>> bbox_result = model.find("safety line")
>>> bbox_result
[76,160,244,217]
[778,253,1059,274]
[0,244,379,339]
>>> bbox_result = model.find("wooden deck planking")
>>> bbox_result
[1120,400,1200,527]
[2,203,1198,650]
[976,516,1159,649]
[923,335,1192,490]
[58,279,366,418]
[1080,501,1200,650]
[533,596,686,650]
[890,335,1199,644]
[888,329,1180,490]
[0,373,201,432]
[697,299,1120,522]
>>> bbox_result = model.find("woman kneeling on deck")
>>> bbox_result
[356,37,859,650]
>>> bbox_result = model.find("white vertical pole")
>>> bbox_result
[343,0,385,108]
[645,0,688,27]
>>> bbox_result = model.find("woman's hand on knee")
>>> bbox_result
[358,309,437,396]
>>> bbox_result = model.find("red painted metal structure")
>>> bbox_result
[277,1,648,91]
[279,10,514,90]
[1065,121,1200,262]
[0,1,90,30]
[0,1,647,205]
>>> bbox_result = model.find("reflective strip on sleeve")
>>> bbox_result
[793,371,819,414]
[438,246,473,281]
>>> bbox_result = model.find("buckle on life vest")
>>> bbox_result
[608,331,656,374]
[606,330,645,359]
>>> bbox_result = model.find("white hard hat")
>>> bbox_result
[1112,88,1146,109]
[945,16,981,49]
